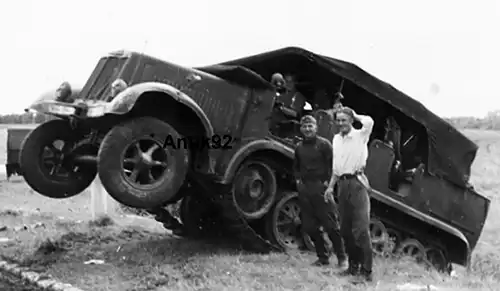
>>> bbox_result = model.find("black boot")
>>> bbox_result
[337,257,348,269]
[359,268,373,282]
[339,262,359,276]
[350,268,373,283]
[311,258,330,266]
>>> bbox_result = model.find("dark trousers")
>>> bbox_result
[298,179,346,262]
[338,176,373,272]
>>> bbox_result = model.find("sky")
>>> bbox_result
[0,0,498,117]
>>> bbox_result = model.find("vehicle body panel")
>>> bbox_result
[364,139,472,264]
[416,175,489,250]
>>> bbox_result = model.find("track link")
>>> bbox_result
[189,172,283,253]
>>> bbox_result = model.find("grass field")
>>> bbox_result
[0,129,499,291]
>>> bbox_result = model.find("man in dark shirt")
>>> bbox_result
[293,115,347,267]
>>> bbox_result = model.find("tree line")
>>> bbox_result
[443,110,500,130]
[1,111,500,130]
[0,113,56,124]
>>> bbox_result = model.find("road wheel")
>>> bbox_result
[19,119,97,198]
[98,117,190,209]
[386,228,402,253]
[232,159,277,220]
[396,238,427,263]
[369,218,389,255]
[424,247,450,273]
[265,191,305,250]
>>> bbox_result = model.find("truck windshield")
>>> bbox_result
[80,57,127,101]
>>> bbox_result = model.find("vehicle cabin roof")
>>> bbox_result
[197,46,477,189]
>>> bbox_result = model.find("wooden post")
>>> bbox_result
[89,176,117,219]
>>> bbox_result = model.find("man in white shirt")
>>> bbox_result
[324,106,375,282]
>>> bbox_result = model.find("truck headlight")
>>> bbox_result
[47,104,76,115]
[87,105,107,117]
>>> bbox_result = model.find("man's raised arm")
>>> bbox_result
[353,111,374,139]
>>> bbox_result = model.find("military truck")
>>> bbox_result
[4,126,37,180]
[20,47,490,272]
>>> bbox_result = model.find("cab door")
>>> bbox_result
[239,90,275,139]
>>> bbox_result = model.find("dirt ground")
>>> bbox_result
[0,269,44,291]
[0,129,499,291]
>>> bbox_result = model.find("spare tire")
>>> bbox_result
[98,117,190,209]
[19,119,97,198]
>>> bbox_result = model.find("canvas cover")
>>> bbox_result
[198,47,477,189]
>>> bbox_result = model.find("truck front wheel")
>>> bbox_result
[19,119,97,198]
[97,117,190,209]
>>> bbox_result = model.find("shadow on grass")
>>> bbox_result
[15,215,243,276]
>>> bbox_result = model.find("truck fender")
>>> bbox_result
[221,139,294,184]
[107,82,214,138]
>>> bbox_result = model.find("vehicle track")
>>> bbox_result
[190,172,283,253]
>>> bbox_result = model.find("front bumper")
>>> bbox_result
[27,100,110,119]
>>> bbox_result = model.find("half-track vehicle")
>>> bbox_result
[20,47,490,272]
